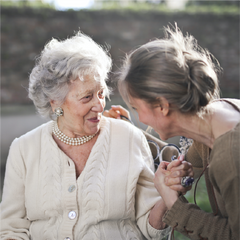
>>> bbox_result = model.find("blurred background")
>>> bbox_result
[1,0,239,238]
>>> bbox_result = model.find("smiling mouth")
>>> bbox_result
[88,116,100,122]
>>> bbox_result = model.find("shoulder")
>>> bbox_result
[10,121,53,150]
[212,122,240,157]
[209,123,239,198]
[102,117,154,171]
[210,98,240,112]
[102,116,149,154]
[210,123,240,175]
[103,116,144,139]
[209,98,240,140]
[222,98,240,111]
[6,121,53,177]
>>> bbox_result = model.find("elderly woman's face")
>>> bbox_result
[59,75,106,136]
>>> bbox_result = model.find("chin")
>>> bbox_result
[90,124,101,135]
[156,131,169,141]
[86,119,101,134]
[160,136,168,141]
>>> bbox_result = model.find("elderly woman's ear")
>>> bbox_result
[50,99,61,114]
[50,100,57,109]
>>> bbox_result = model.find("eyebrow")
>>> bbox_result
[77,86,105,99]
[75,89,93,99]
[82,89,94,95]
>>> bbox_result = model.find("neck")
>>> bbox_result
[172,112,215,149]
[53,121,97,146]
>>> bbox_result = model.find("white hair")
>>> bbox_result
[28,31,112,119]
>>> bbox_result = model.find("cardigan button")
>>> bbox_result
[68,211,77,220]
[68,185,76,192]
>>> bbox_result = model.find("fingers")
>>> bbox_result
[167,159,182,171]
[157,161,171,175]
[165,176,192,194]
[164,159,194,195]
[109,108,121,119]
[178,154,184,161]
[168,184,192,195]
[103,105,130,120]
[154,162,171,188]
[167,161,194,178]
[168,167,194,179]
[111,105,131,119]
[165,176,182,186]
[103,109,121,119]
[103,110,110,117]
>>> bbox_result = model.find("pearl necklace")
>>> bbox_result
[52,121,97,146]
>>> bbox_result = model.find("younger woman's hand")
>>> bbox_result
[103,105,131,120]
[164,155,194,194]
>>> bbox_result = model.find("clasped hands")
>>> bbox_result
[103,106,194,210]
[154,157,193,209]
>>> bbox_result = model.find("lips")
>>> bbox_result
[87,116,101,123]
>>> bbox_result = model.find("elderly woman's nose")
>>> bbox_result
[91,97,105,112]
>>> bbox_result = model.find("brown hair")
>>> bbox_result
[118,25,221,114]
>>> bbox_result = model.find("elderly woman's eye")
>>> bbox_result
[81,94,92,103]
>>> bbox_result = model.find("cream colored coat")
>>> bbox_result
[0,116,170,240]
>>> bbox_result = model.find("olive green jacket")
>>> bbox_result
[161,99,240,240]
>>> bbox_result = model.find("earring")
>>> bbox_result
[54,107,63,117]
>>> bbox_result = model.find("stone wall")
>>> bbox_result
[1,7,239,104]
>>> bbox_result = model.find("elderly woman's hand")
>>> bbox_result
[103,105,131,120]
[154,161,179,210]
[164,155,194,195]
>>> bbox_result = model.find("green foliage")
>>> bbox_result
[0,0,55,9]
[92,1,239,14]
[185,175,212,213]
[184,4,239,14]
[93,2,169,12]
[188,0,239,7]
[99,0,239,6]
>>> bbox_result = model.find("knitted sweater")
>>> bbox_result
[163,99,240,240]
[0,116,170,240]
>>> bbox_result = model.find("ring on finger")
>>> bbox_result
[181,176,194,188]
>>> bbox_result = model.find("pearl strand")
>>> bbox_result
[52,121,97,146]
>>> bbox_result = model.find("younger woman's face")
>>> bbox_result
[129,97,172,141]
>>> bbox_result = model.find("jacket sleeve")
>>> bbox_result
[163,137,238,240]
[208,130,239,240]
[0,138,31,240]
[135,132,171,240]
[163,195,235,240]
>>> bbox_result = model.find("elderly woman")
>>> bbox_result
[0,32,174,240]
[105,26,240,240]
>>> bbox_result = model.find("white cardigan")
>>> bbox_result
[0,116,170,240]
